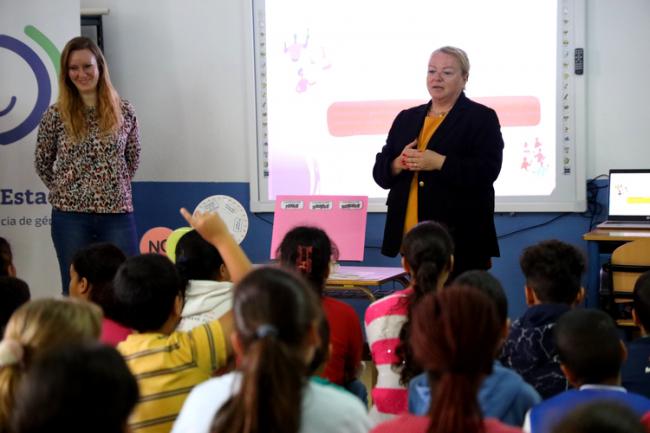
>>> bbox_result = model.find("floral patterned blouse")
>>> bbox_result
[35,100,140,213]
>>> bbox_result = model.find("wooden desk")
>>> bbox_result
[325,266,409,301]
[583,229,650,308]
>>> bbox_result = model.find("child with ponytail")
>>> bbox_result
[0,298,102,431]
[371,286,522,433]
[277,227,365,401]
[172,267,371,433]
[364,221,454,422]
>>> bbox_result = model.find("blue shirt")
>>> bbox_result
[408,360,541,426]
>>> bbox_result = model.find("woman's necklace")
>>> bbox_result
[428,106,449,118]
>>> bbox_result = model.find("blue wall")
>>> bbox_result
[133,180,608,320]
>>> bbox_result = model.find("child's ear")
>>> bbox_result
[401,256,410,275]
[559,363,579,388]
[231,332,245,359]
[632,308,643,328]
[306,320,321,349]
[80,277,91,295]
[219,264,231,282]
[572,287,586,307]
[620,339,628,362]
[173,294,183,317]
[502,318,510,340]
[524,286,537,306]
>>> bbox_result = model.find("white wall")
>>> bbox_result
[81,0,650,182]
[80,0,256,182]
[586,0,650,177]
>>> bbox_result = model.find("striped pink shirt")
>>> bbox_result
[364,288,412,418]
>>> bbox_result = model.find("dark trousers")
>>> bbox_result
[51,209,138,295]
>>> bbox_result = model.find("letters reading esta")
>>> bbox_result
[1,189,48,205]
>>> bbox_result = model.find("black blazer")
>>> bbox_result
[373,92,503,260]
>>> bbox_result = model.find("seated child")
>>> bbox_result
[622,271,650,397]
[365,221,453,422]
[114,208,249,433]
[500,240,586,399]
[525,309,650,433]
[174,229,233,331]
[371,285,522,433]
[10,341,138,433]
[0,298,102,431]
[68,242,130,345]
[172,267,371,433]
[0,237,16,277]
[408,270,540,426]
[277,226,365,400]
[0,276,30,335]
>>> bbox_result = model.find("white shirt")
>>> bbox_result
[171,372,372,433]
[177,280,233,332]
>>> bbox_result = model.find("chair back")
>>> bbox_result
[611,239,650,294]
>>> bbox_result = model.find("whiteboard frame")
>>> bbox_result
[247,0,587,213]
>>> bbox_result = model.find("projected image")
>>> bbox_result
[260,0,560,201]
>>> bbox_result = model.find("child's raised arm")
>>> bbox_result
[179,208,252,283]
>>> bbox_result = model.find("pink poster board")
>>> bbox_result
[270,195,368,261]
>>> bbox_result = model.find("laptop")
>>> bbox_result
[597,169,650,229]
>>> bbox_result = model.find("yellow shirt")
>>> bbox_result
[403,114,446,234]
[118,320,227,433]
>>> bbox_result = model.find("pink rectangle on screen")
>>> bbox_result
[270,195,368,261]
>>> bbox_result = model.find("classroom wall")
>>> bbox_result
[78,0,650,318]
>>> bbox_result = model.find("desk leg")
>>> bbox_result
[586,240,600,309]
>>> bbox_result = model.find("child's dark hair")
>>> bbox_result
[0,237,13,277]
[554,309,622,385]
[277,226,339,295]
[410,286,501,433]
[520,239,585,304]
[175,230,225,287]
[71,243,126,321]
[11,341,138,433]
[0,276,30,335]
[455,270,508,324]
[551,401,647,433]
[395,221,454,385]
[112,254,185,332]
[632,271,650,332]
[211,267,322,433]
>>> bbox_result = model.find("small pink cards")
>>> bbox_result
[270,195,368,261]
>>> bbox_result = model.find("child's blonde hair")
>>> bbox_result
[0,298,102,427]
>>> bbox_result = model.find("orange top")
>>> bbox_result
[403,114,446,235]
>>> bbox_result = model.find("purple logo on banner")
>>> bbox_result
[0,26,59,145]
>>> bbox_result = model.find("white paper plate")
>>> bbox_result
[193,195,249,244]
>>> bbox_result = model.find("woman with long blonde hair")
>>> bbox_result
[0,298,102,431]
[35,36,141,295]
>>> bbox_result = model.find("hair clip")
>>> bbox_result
[255,324,279,339]
[0,339,24,367]
[296,245,313,274]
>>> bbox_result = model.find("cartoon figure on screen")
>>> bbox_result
[284,31,310,62]
[373,46,503,279]
[296,68,315,93]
